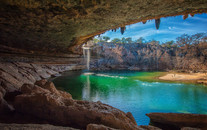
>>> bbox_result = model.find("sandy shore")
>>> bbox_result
[159,72,207,85]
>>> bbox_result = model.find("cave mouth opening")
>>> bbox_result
[53,13,207,127]
[86,13,207,71]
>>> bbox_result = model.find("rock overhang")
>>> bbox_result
[0,0,207,54]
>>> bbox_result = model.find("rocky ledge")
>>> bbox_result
[0,62,84,93]
[1,79,162,130]
[146,113,207,130]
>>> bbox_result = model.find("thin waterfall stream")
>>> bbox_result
[82,41,93,70]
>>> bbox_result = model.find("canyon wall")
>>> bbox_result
[90,42,207,72]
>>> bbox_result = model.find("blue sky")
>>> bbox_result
[100,13,207,43]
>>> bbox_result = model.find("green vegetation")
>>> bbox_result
[93,33,207,49]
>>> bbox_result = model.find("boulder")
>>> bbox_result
[34,79,47,87]
[146,113,207,129]
[34,80,72,99]
[14,81,138,129]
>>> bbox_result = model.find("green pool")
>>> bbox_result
[52,70,207,125]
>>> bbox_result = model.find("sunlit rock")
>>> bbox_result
[14,80,139,129]
[146,113,207,129]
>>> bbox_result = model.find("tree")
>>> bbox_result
[191,33,206,45]
[102,36,110,42]
[112,38,121,43]
[121,37,126,43]
[93,38,100,43]
[148,40,159,46]
[162,40,175,48]
[176,34,192,47]
[126,37,133,43]
[136,37,145,43]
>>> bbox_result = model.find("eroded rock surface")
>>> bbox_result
[90,42,207,72]
[14,80,139,129]
[0,0,207,53]
[0,62,84,93]
[146,113,207,130]
[0,61,84,118]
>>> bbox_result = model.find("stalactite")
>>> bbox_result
[120,26,126,35]
[142,20,147,24]
[155,19,160,30]
[190,13,194,17]
[183,14,188,20]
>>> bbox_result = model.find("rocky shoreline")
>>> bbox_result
[1,62,207,130]
[0,61,158,129]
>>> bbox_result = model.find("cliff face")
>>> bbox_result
[0,0,207,54]
[90,42,207,71]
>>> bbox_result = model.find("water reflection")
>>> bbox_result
[82,75,91,99]
[52,71,207,125]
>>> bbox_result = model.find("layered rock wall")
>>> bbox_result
[90,42,207,72]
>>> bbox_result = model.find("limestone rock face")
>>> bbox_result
[14,80,138,129]
[146,113,207,129]
[0,62,83,94]
[90,42,207,71]
[0,0,207,54]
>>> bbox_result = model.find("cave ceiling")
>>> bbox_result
[0,0,207,54]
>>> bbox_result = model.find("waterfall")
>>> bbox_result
[82,45,91,70]
[83,49,85,58]
[82,75,90,100]
[82,40,94,70]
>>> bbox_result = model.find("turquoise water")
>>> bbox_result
[52,71,207,125]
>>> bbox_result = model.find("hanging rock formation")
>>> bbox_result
[0,0,207,54]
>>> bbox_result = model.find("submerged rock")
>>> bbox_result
[14,80,138,129]
[146,113,207,129]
